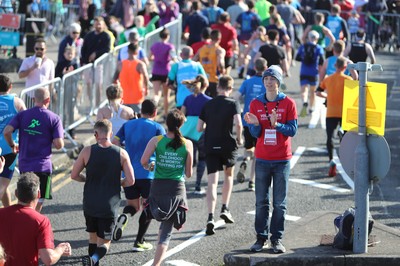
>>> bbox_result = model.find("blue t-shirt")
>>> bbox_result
[236,11,261,41]
[202,6,224,25]
[239,75,265,127]
[115,118,165,179]
[0,94,18,155]
[326,55,351,76]
[298,42,325,77]
[168,59,206,107]
[325,15,344,46]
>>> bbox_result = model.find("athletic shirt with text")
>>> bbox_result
[155,136,187,182]
[0,94,18,155]
[348,42,368,63]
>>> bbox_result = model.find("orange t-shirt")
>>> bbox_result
[319,72,353,118]
[119,59,144,105]
[198,45,219,83]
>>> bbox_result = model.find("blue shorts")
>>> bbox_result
[300,75,318,86]
[0,153,18,179]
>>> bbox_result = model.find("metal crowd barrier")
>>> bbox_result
[309,9,400,51]
[20,14,183,152]
[19,77,62,114]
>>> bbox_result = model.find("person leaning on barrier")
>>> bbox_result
[0,75,26,209]
[3,87,64,213]
[0,172,72,266]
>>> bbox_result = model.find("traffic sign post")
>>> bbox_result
[347,62,383,254]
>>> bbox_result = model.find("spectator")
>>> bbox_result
[3,88,64,213]
[58,22,84,66]
[81,16,111,107]
[71,119,135,266]
[79,0,97,38]
[245,66,297,254]
[365,0,388,50]
[0,75,26,208]
[347,10,361,41]
[55,45,79,79]
[141,109,193,266]
[333,0,354,20]
[0,173,72,265]
[137,0,160,30]
[18,38,55,94]
[197,75,243,235]
[109,0,135,28]
[158,0,180,26]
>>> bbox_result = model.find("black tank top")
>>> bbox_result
[83,144,122,218]
[349,42,368,63]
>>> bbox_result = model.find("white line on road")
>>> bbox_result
[290,146,306,169]
[333,150,354,191]
[290,178,351,193]
[142,220,226,266]
[247,211,301,221]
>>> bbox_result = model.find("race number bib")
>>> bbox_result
[264,129,277,146]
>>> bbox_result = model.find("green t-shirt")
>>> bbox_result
[311,24,326,48]
[255,0,272,21]
[155,136,187,181]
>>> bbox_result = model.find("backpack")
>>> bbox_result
[302,43,317,65]
[332,207,374,250]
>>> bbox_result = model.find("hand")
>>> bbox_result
[270,109,278,128]
[244,112,259,126]
[88,52,96,63]
[11,144,19,154]
[58,242,72,256]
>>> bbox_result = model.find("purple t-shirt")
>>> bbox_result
[150,42,175,76]
[183,93,212,116]
[8,106,64,173]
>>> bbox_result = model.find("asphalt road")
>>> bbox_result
[31,51,400,265]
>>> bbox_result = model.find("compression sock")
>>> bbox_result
[136,211,152,243]
[88,243,97,256]
[123,205,137,217]
[91,244,107,264]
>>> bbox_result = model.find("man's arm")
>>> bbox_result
[39,243,71,266]
[365,44,376,64]
[141,136,158,169]
[196,118,205,132]
[53,138,64,150]
[121,149,135,187]
[234,113,243,146]
[3,125,18,153]
[14,97,27,112]
[71,146,90,182]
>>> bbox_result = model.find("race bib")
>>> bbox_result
[264,129,277,146]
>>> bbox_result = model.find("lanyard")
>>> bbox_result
[264,100,280,128]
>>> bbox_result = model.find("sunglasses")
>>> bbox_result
[72,32,80,34]
[35,47,44,51]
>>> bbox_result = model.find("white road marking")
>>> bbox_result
[247,210,301,221]
[290,146,306,169]
[142,220,226,266]
[165,260,200,266]
[290,178,351,193]
[333,150,354,191]
[308,97,326,129]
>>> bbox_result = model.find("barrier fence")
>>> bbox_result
[19,14,183,152]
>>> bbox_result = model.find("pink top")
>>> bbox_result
[19,55,55,88]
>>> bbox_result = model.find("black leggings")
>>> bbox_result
[326,117,342,161]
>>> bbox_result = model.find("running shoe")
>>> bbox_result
[248,181,255,191]
[206,219,215,235]
[250,238,268,252]
[112,213,129,241]
[300,102,308,117]
[236,161,247,183]
[82,255,94,266]
[133,240,153,252]
[271,240,286,253]
[328,160,337,177]
[220,209,235,224]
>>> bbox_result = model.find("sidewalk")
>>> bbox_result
[224,211,400,266]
